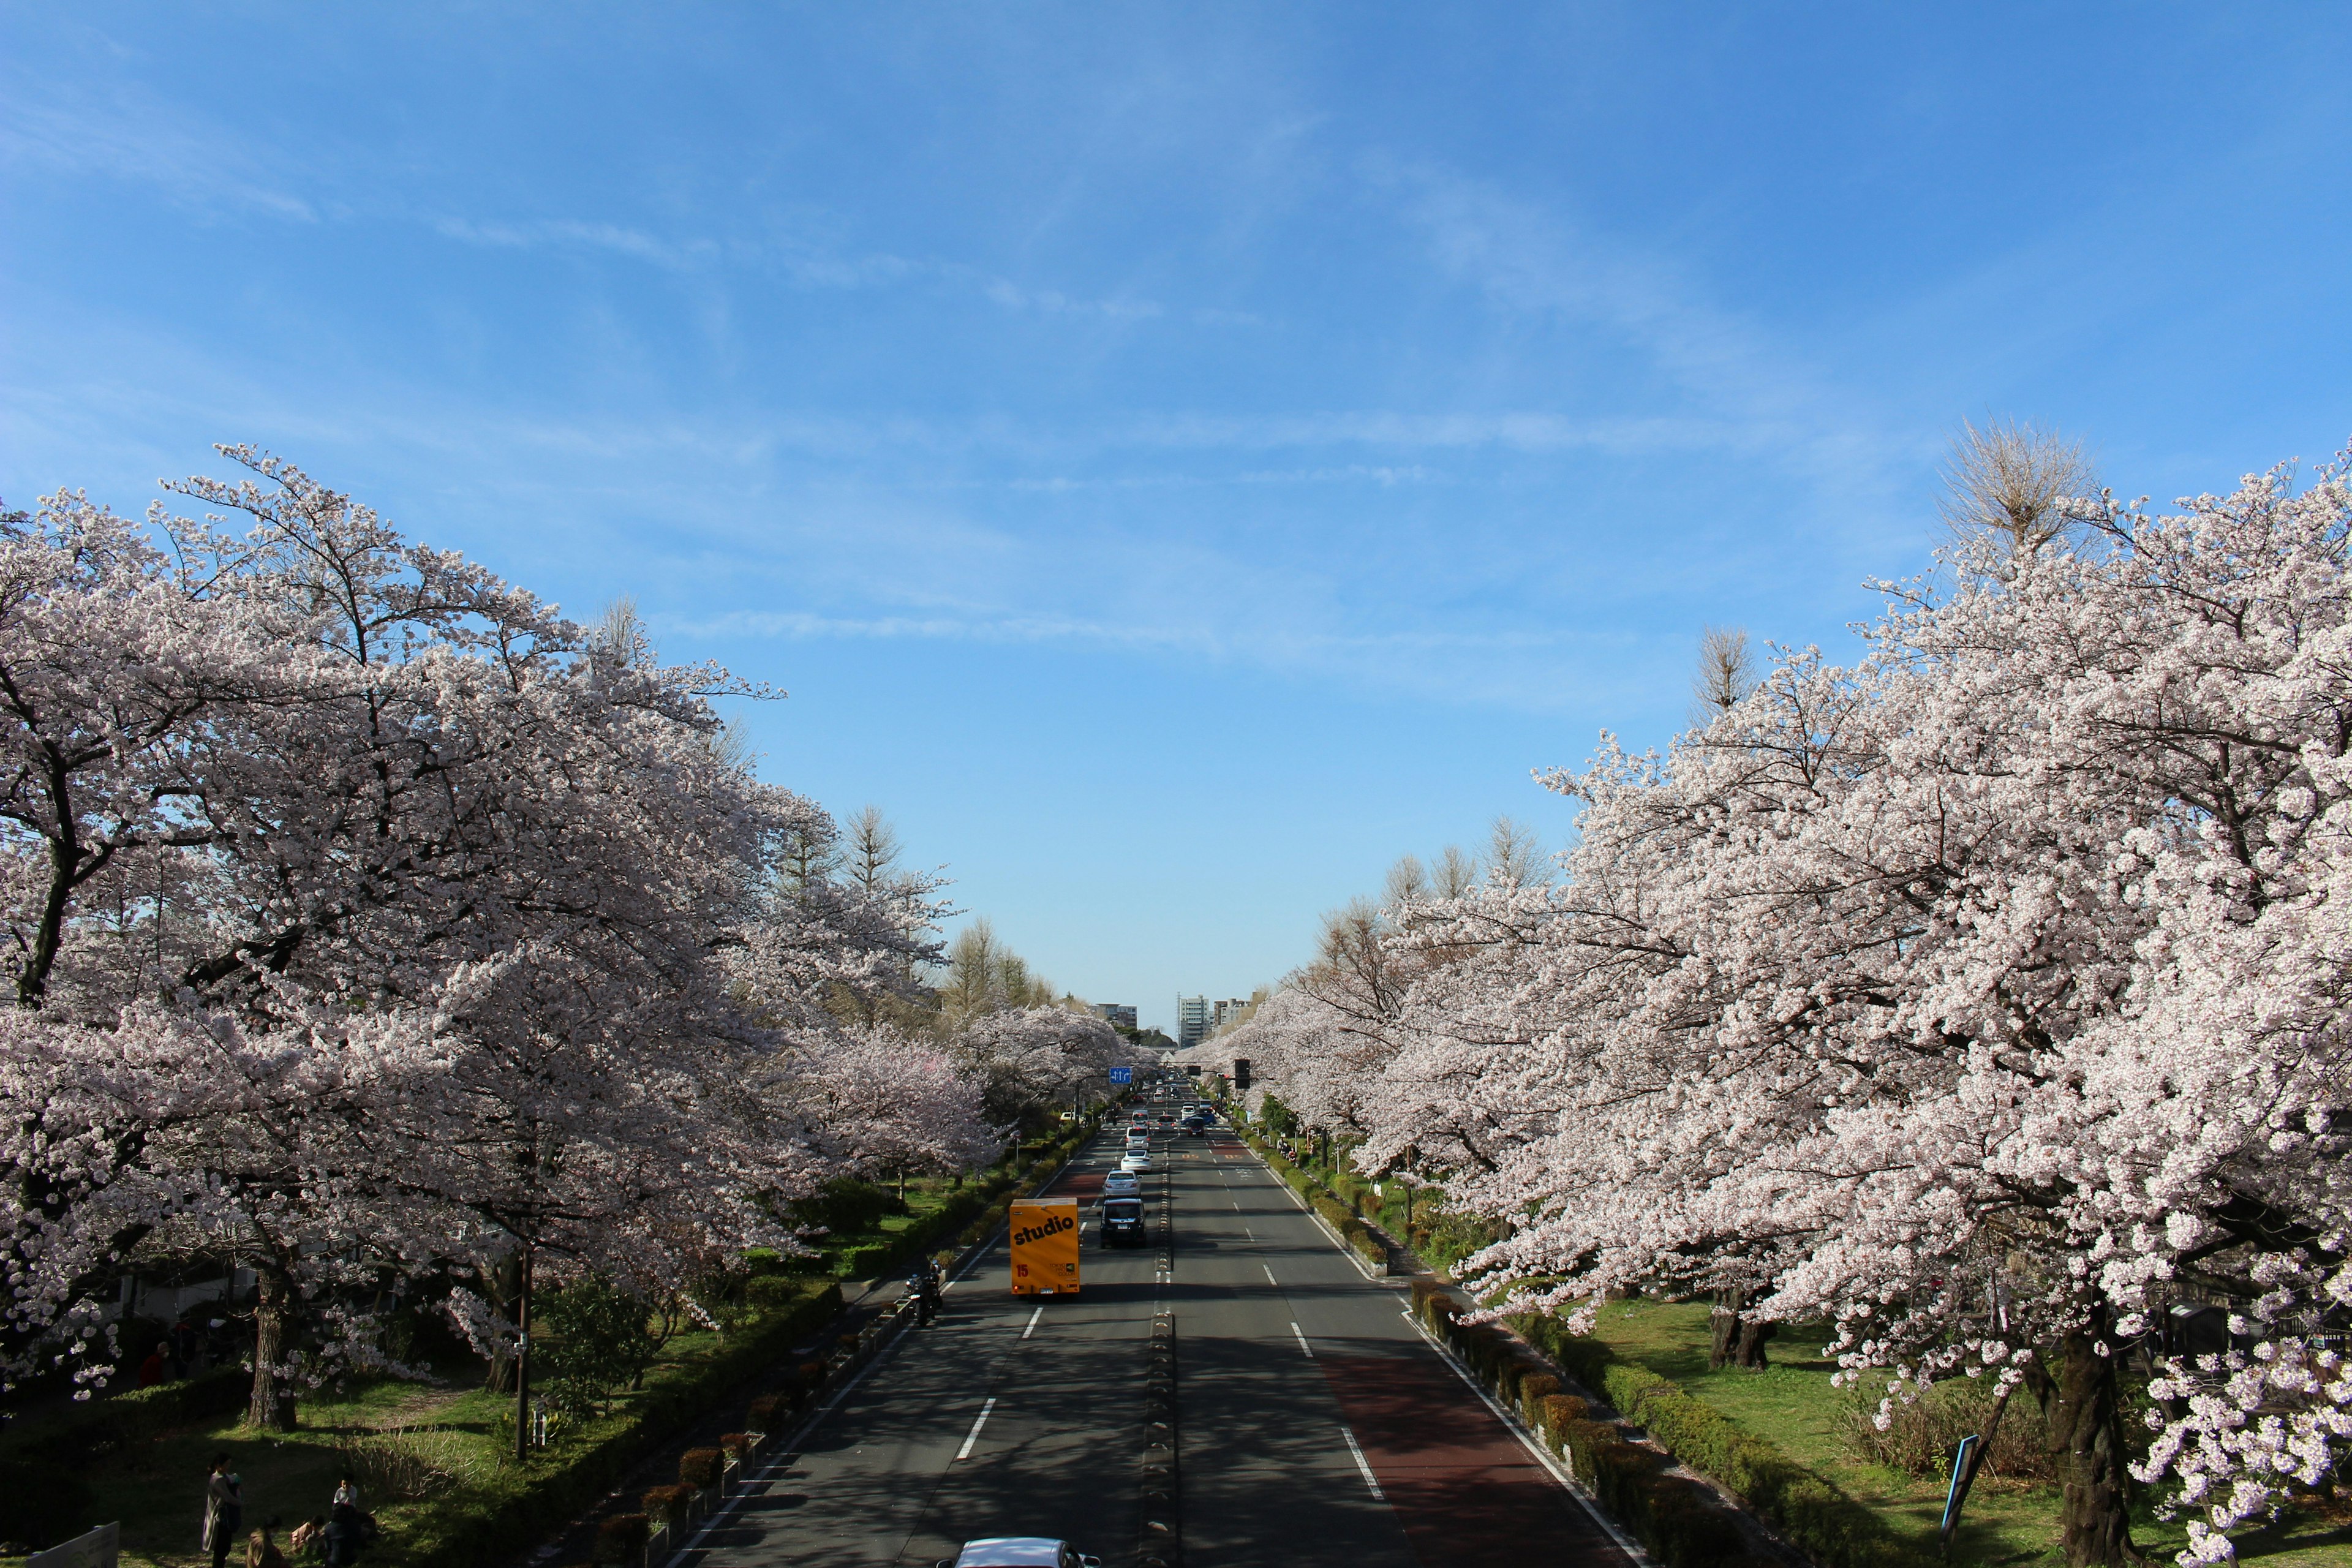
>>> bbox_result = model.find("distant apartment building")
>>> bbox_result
[1175,993,1212,1049]
[1212,997,1253,1031]
[1093,1002,1138,1031]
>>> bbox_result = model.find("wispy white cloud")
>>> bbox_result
[0,86,315,220]
[1370,159,1901,523]
[428,210,1166,320]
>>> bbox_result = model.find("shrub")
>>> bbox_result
[745,1395,782,1428]
[1537,1392,1588,1440]
[1518,1371,1560,1420]
[1836,1374,2054,1482]
[717,1432,754,1460]
[1,1365,248,1467]
[593,1513,648,1565]
[745,1276,804,1316]
[641,1485,694,1528]
[330,1431,467,1501]
[678,1447,723,1488]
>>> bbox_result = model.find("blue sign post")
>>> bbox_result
[1109,1066,1133,1085]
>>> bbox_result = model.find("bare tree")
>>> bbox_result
[1938,416,2098,556]
[1485,815,1547,888]
[1384,854,1430,907]
[846,805,903,894]
[592,594,650,667]
[1689,624,1756,728]
[777,814,840,897]
[938,917,1057,1025]
[939,919,1004,1024]
[1432,843,1479,899]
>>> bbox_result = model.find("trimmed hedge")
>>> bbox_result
[826,1118,1100,1279]
[393,1279,842,1568]
[593,1513,647,1564]
[1506,1306,1938,1568]
[1,1364,251,1464]
[0,1365,254,1548]
[1409,1287,1755,1567]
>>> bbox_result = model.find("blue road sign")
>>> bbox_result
[1109,1066,1133,1085]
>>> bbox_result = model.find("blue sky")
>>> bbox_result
[5,4,2348,1031]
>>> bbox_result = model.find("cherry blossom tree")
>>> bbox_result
[1227,454,2352,1565]
[782,1024,1000,1180]
[0,451,951,1428]
[951,1005,1136,1126]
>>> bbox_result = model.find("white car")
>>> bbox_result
[1120,1151,1153,1172]
[938,1540,1102,1568]
[1101,1169,1142,1197]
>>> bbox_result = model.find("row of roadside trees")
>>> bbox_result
[1191,429,2352,1566]
[0,448,1141,1431]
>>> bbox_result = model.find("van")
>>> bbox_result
[1008,1197,1081,1296]
[1099,1196,1146,1247]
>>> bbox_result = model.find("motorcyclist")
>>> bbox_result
[908,1259,942,1325]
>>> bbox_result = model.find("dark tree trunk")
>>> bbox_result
[483,1254,521,1393]
[246,1264,296,1431]
[1709,1291,1741,1367]
[2044,1313,2142,1566]
[1709,1289,1774,1369]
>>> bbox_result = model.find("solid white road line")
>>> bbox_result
[1262,1263,1278,1286]
[1022,1306,1043,1340]
[956,1396,997,1460]
[1338,1423,1385,1499]
[1291,1321,1314,1359]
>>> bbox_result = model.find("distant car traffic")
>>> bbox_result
[937,1539,1102,1568]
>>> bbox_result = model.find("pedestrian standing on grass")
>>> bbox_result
[202,1453,243,1568]
[138,1340,169,1387]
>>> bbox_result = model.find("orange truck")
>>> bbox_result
[1008,1197,1081,1297]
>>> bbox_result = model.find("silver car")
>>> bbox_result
[938,1539,1102,1568]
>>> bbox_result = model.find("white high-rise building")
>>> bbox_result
[1175,993,1212,1049]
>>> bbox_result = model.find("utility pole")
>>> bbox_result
[512,1247,533,1464]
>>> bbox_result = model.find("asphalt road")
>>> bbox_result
[677,1113,1632,1568]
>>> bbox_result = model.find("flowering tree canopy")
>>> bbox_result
[1215,456,2352,1566]
[0,453,992,1425]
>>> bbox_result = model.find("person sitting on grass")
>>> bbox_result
[289,1517,325,1559]
[247,1518,287,1568]
[322,1502,369,1568]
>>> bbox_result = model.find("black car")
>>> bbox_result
[1099,1196,1147,1246]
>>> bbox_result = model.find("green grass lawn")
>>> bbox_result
[53,1375,491,1568]
[1582,1300,2352,1567]
[28,1312,778,1568]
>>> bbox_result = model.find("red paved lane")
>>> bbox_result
[1322,1352,1628,1567]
